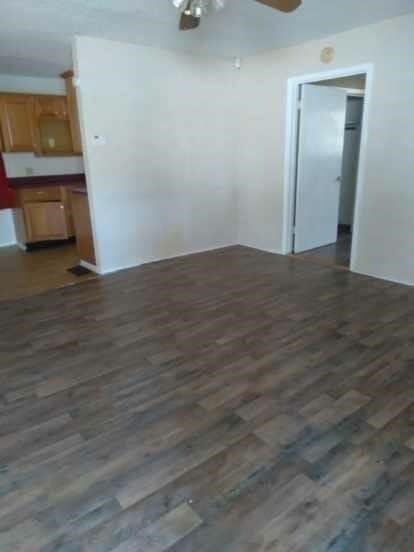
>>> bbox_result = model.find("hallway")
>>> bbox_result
[298,231,352,269]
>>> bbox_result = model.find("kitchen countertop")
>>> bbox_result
[8,173,86,189]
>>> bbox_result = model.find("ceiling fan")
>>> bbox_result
[172,0,302,31]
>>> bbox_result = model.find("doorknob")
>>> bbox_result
[335,176,342,183]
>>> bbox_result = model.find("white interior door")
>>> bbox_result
[294,84,347,253]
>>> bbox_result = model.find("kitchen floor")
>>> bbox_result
[1,245,413,551]
[0,241,96,301]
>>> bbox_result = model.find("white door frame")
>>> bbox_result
[282,63,374,272]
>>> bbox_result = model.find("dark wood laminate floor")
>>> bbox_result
[0,245,413,551]
[298,234,352,268]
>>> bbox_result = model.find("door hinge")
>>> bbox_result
[297,100,302,110]
[292,225,296,235]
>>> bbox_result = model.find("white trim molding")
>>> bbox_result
[282,63,375,276]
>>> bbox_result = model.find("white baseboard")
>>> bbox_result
[350,266,414,287]
[100,242,238,275]
[80,259,99,273]
[238,243,284,256]
[0,241,17,248]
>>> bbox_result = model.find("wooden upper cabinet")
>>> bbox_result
[61,70,82,154]
[33,95,74,155]
[35,95,68,119]
[36,117,73,155]
[0,94,35,152]
[0,88,81,156]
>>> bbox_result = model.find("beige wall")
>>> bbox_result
[74,37,238,273]
[74,14,414,284]
[236,14,414,285]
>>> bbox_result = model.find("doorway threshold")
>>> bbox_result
[290,253,350,272]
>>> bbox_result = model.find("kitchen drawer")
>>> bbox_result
[19,186,62,203]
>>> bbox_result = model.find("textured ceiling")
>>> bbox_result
[1,0,414,77]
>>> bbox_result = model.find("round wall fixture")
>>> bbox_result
[320,47,335,64]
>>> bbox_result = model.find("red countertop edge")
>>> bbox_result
[8,173,86,189]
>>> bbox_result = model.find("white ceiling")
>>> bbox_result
[1,0,414,77]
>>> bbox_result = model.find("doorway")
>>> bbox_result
[0,68,98,302]
[283,65,373,272]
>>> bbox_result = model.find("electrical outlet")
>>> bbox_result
[48,138,56,149]
[24,167,34,176]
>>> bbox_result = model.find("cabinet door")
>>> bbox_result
[38,118,73,155]
[60,186,75,237]
[62,71,82,154]
[0,95,35,152]
[36,96,68,119]
[24,202,68,242]
[20,186,62,203]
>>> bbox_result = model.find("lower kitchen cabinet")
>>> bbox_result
[23,201,68,242]
[12,184,80,245]
[70,189,95,265]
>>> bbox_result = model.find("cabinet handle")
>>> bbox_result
[60,205,64,210]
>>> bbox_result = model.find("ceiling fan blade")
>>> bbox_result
[254,0,302,13]
[179,1,200,31]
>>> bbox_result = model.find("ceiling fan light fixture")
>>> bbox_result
[189,0,210,18]
[175,0,300,32]
[172,0,187,9]
[173,0,227,18]
[192,5,204,18]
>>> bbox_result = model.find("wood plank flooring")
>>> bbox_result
[297,233,352,268]
[0,245,413,551]
[0,242,96,302]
